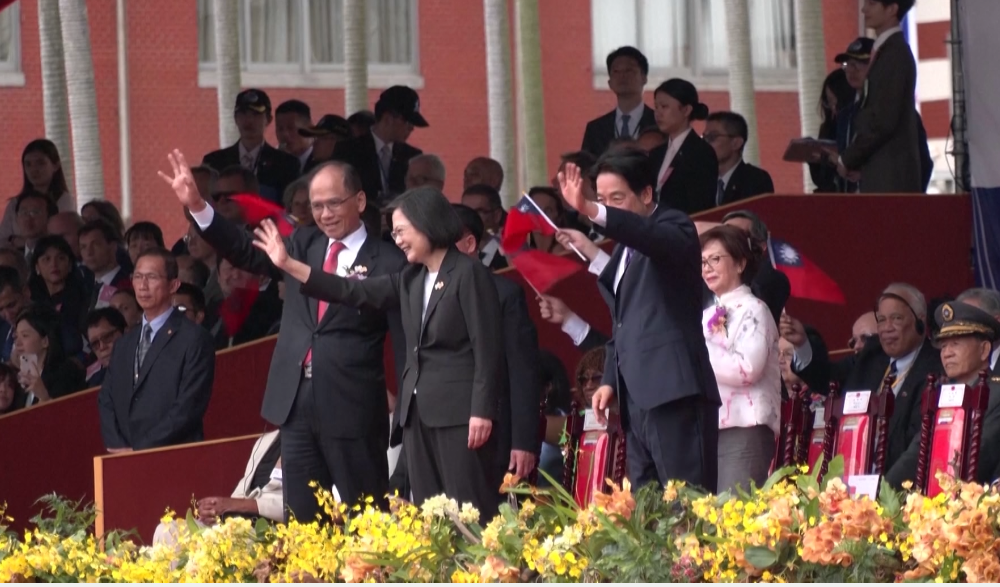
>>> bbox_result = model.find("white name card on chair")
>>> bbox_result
[846,474,880,500]
[813,405,825,428]
[843,390,872,415]
[939,384,966,409]
[582,409,608,432]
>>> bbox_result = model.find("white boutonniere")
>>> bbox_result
[434,281,444,291]
[344,265,368,280]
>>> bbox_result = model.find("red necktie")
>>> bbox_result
[304,241,346,366]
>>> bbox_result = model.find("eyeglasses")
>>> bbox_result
[703,132,735,143]
[132,272,166,284]
[701,254,731,269]
[577,373,603,386]
[17,209,45,218]
[848,333,873,349]
[88,330,120,350]
[310,194,358,214]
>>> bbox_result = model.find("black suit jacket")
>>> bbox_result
[721,161,775,205]
[202,142,302,205]
[300,247,504,433]
[796,337,941,470]
[97,310,216,450]
[199,211,407,440]
[753,260,790,326]
[330,132,423,232]
[648,131,719,215]
[596,206,721,418]
[492,273,541,453]
[580,105,657,156]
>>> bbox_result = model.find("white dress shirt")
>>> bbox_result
[296,145,314,173]
[793,338,922,397]
[656,127,694,190]
[719,158,743,191]
[615,102,646,139]
[992,346,999,371]
[704,285,782,433]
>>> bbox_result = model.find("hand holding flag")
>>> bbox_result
[502,193,587,262]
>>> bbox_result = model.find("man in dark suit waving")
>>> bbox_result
[97,249,216,452]
[581,46,657,157]
[202,89,302,205]
[160,150,406,521]
[557,146,720,491]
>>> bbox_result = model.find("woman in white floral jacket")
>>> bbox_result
[699,225,781,494]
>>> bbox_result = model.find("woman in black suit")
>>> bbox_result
[648,78,719,214]
[253,187,504,516]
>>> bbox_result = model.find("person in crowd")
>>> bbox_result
[79,220,132,312]
[153,430,283,549]
[190,165,218,205]
[84,307,126,388]
[0,247,29,286]
[300,114,353,174]
[810,68,856,193]
[253,187,504,518]
[202,89,301,205]
[461,184,507,271]
[48,212,84,261]
[462,157,504,192]
[0,140,75,248]
[0,363,26,415]
[836,0,922,192]
[781,282,940,472]
[80,201,126,240]
[162,151,406,520]
[110,289,142,331]
[173,282,207,326]
[648,79,719,214]
[13,304,86,405]
[348,110,376,138]
[886,302,1000,487]
[556,147,720,491]
[184,224,223,309]
[15,192,57,262]
[581,46,656,157]
[207,165,260,225]
[956,287,1000,372]
[123,222,165,266]
[405,154,446,192]
[526,186,567,255]
[331,86,428,233]
[97,248,216,453]
[721,210,791,325]
[849,311,879,355]
[705,112,775,206]
[0,266,25,362]
[536,350,575,487]
[282,178,313,226]
[274,99,314,173]
[637,126,668,152]
[176,255,210,290]
[699,225,781,493]
[28,235,89,334]
[214,257,282,349]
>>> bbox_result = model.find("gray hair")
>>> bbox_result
[957,287,1000,318]
[882,282,927,319]
[282,177,311,212]
[409,153,446,183]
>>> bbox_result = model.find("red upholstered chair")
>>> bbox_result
[818,375,895,481]
[915,371,990,497]
[561,403,626,508]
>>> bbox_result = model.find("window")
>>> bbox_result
[0,1,21,74]
[197,0,419,88]
[591,0,796,88]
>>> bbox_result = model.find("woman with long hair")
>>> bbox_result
[12,304,86,405]
[809,69,856,193]
[0,140,75,247]
[253,187,504,517]
[28,235,89,335]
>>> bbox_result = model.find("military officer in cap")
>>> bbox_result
[886,301,1000,488]
[299,114,353,174]
[203,89,302,206]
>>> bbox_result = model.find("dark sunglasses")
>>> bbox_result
[577,373,602,386]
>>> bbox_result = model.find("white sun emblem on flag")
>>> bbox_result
[779,244,799,265]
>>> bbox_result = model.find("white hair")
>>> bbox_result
[957,287,1000,317]
[409,153,446,183]
[882,282,927,319]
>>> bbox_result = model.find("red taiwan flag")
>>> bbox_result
[768,237,846,304]
[508,249,582,294]
[229,194,297,237]
[501,194,557,252]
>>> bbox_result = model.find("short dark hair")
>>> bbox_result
[308,160,364,198]
[31,235,75,271]
[15,192,57,217]
[86,307,127,334]
[0,266,23,294]
[461,184,503,211]
[0,247,28,284]
[706,111,749,145]
[721,209,769,244]
[80,201,126,239]
[348,110,376,129]
[389,187,464,250]
[591,145,654,197]
[699,224,760,285]
[875,0,915,19]
[559,150,598,174]
[174,282,206,315]
[78,219,120,243]
[217,165,260,195]
[275,99,311,120]
[178,255,210,288]
[452,204,485,247]
[124,222,165,248]
[605,46,649,77]
[135,247,179,281]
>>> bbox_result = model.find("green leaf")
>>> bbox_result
[796,472,819,496]
[804,497,820,524]
[762,465,798,491]
[878,479,902,519]
[822,455,845,488]
[744,545,779,569]
[185,508,200,534]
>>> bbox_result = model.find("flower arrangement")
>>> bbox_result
[4,461,1000,583]
[708,304,729,339]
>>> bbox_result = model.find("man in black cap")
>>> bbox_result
[886,301,1000,488]
[299,114,353,174]
[203,89,302,206]
[330,86,427,234]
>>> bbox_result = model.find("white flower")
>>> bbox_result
[458,503,481,524]
[420,494,459,520]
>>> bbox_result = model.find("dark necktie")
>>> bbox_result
[716,178,725,206]
[134,323,152,380]
[619,114,631,138]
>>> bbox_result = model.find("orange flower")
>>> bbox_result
[500,473,521,493]
[592,478,636,520]
[340,554,377,583]
[479,555,520,582]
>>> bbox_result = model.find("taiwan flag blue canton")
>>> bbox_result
[768,237,845,304]
[501,194,556,252]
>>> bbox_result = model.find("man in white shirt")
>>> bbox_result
[581,46,657,157]
[275,100,314,173]
[79,220,130,311]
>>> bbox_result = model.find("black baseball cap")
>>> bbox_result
[298,114,352,138]
[835,37,874,63]
[375,86,428,127]
[234,89,272,115]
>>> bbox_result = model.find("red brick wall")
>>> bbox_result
[2,0,862,243]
